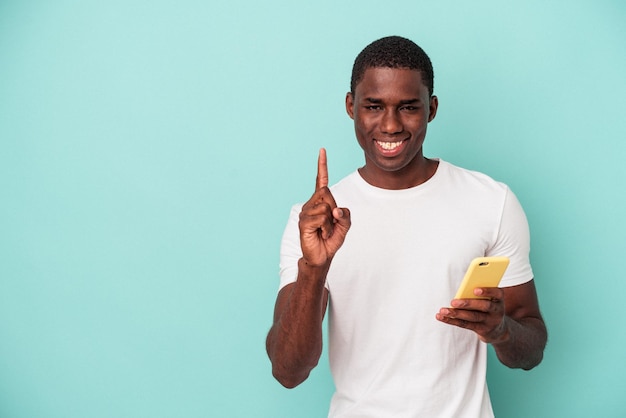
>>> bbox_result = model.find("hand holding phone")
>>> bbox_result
[454,257,509,300]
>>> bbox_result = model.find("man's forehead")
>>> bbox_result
[355,67,427,95]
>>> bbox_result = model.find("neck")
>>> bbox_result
[358,157,439,190]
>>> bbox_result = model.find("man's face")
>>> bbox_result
[346,67,438,188]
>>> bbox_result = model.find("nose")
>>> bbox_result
[381,109,403,134]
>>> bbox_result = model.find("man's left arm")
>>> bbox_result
[436,279,547,370]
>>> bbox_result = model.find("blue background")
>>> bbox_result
[1,1,625,417]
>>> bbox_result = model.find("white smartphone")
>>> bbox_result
[454,257,510,300]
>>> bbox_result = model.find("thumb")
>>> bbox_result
[333,207,351,231]
[327,207,351,254]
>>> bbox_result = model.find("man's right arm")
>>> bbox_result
[266,260,330,388]
[266,149,350,388]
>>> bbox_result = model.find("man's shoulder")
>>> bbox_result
[441,160,509,193]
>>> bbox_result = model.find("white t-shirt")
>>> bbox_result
[279,160,533,417]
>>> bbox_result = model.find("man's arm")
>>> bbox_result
[266,264,329,388]
[266,149,351,387]
[437,279,547,370]
[491,280,547,369]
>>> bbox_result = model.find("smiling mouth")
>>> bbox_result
[376,140,405,150]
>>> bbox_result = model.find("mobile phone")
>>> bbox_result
[454,257,510,299]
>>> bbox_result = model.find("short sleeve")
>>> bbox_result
[278,204,304,291]
[487,188,534,287]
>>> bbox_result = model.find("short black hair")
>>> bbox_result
[350,36,434,96]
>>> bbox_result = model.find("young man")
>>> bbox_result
[266,36,547,417]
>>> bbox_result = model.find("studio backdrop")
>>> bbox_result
[1,1,625,417]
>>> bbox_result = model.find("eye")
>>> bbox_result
[365,105,382,111]
[400,105,419,112]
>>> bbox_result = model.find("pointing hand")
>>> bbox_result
[299,149,351,267]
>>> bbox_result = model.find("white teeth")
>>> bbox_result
[377,140,403,150]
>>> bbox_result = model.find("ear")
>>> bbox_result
[345,92,355,119]
[427,95,439,122]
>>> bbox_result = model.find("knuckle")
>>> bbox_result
[468,311,483,323]
[487,299,502,312]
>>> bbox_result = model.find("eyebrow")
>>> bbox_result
[364,98,421,104]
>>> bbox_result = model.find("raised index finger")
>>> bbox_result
[315,148,329,190]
